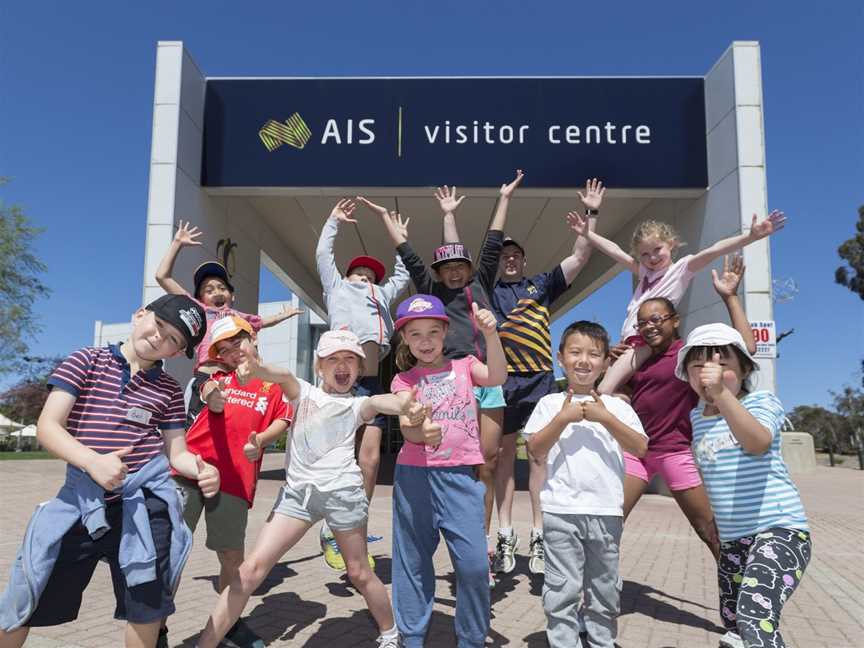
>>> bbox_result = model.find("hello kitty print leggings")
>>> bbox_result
[717,527,811,647]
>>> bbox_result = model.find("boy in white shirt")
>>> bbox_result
[523,321,648,648]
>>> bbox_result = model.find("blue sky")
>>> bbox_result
[1,1,861,410]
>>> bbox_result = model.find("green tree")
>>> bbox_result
[0,179,49,376]
[0,356,62,426]
[835,205,864,300]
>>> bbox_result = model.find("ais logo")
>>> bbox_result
[259,113,312,151]
[259,114,377,152]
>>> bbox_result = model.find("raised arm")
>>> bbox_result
[435,185,466,244]
[489,169,524,232]
[316,200,357,293]
[236,341,301,400]
[567,211,639,274]
[358,196,407,246]
[712,254,757,354]
[260,304,304,329]
[380,253,411,303]
[560,178,605,283]
[469,303,508,387]
[688,210,786,273]
[156,220,202,295]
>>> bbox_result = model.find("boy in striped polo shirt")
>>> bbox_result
[0,294,221,648]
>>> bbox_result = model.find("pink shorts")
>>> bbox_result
[624,448,702,491]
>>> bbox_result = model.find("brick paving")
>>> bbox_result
[1,456,861,647]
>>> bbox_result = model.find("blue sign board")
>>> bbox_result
[202,77,707,189]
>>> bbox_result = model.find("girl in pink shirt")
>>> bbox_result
[567,209,785,394]
[389,294,507,648]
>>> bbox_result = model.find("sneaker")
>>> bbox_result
[528,530,545,575]
[321,531,346,571]
[156,627,169,648]
[224,619,265,648]
[718,631,744,648]
[493,532,519,574]
[376,631,401,648]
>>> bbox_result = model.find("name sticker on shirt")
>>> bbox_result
[126,406,153,426]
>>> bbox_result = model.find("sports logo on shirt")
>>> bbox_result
[255,396,268,415]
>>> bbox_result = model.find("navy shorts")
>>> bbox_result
[354,375,387,432]
[26,490,175,626]
[502,372,559,435]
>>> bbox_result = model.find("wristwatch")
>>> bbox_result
[585,208,599,216]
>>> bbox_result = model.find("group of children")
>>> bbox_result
[0,172,809,648]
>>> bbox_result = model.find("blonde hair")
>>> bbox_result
[395,339,418,372]
[630,220,683,257]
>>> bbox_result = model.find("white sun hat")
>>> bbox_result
[674,323,756,382]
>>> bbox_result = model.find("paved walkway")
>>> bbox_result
[1,456,861,647]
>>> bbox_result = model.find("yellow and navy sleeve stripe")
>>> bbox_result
[499,299,553,372]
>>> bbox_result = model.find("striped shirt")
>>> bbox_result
[492,266,568,373]
[690,391,809,541]
[48,345,186,497]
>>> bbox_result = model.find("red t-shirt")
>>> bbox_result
[183,372,291,506]
[628,339,699,453]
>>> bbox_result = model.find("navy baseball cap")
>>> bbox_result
[193,261,235,297]
[502,237,526,255]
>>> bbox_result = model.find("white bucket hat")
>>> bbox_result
[675,323,756,382]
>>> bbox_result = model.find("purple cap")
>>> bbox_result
[431,243,472,269]
[394,294,449,331]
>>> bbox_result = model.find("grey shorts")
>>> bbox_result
[272,482,369,532]
[174,476,249,551]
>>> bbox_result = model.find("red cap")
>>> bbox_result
[346,256,386,284]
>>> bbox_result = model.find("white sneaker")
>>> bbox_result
[528,530,545,575]
[493,532,519,574]
[377,632,401,648]
[719,630,744,648]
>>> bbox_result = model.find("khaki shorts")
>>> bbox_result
[272,482,368,532]
[174,476,248,551]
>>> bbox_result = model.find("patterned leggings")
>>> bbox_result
[718,527,812,648]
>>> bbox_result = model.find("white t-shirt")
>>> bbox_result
[621,254,695,338]
[285,379,372,491]
[522,393,646,516]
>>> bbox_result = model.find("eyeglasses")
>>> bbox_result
[634,314,675,330]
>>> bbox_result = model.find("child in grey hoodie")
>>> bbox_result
[315,198,409,569]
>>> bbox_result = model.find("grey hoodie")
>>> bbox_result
[316,215,409,356]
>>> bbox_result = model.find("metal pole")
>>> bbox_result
[857,428,864,471]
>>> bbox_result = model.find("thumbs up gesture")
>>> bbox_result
[472,302,498,336]
[558,390,584,424]
[243,431,263,462]
[700,353,728,399]
[582,391,610,423]
[400,387,427,427]
[204,378,229,413]
[86,446,132,491]
[195,454,220,498]
[422,416,443,447]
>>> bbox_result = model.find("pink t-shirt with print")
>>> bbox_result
[391,356,484,468]
[621,254,695,338]
[188,294,263,371]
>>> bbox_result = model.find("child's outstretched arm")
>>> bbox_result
[316,199,357,293]
[435,185,467,243]
[358,196,408,246]
[567,210,639,274]
[163,429,221,497]
[468,303,508,387]
[712,254,757,354]
[488,169,525,233]
[260,304,304,329]
[155,220,202,295]
[699,356,771,454]
[379,254,410,303]
[361,386,422,423]
[235,341,301,401]
[560,178,605,283]
[687,210,786,273]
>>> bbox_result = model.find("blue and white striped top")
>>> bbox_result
[690,391,809,541]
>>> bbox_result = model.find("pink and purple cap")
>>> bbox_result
[394,294,449,331]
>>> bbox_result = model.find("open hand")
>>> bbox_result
[86,446,132,491]
[712,254,745,298]
[195,455,220,498]
[582,391,609,423]
[565,211,590,236]
[472,302,498,335]
[331,199,358,224]
[385,211,410,239]
[279,304,304,321]
[243,432,262,462]
[749,210,786,240]
[577,178,605,211]
[356,196,390,217]
[174,220,203,247]
[434,185,465,214]
[499,170,524,198]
